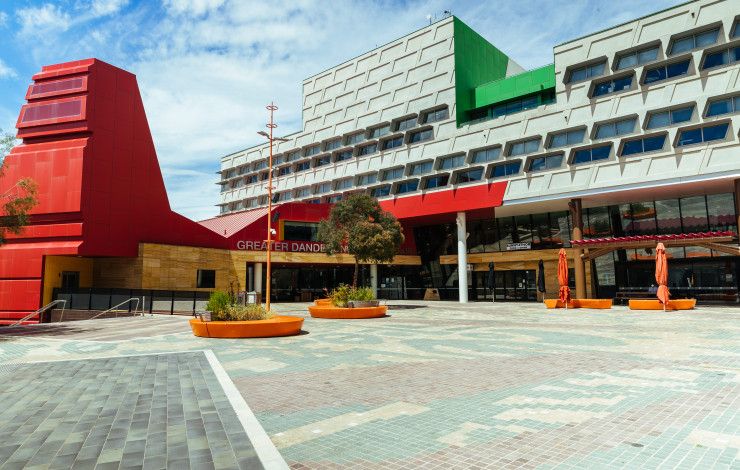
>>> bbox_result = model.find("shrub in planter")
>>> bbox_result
[206,291,230,315]
[206,291,272,321]
[329,284,377,308]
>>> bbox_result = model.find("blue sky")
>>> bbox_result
[0,0,683,220]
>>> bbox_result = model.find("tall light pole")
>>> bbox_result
[258,103,288,312]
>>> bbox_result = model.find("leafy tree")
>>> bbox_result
[1,129,37,245]
[317,193,404,287]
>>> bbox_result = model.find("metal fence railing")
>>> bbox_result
[52,288,213,315]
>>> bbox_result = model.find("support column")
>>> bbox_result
[569,198,587,299]
[253,262,263,296]
[456,211,468,303]
[370,264,378,298]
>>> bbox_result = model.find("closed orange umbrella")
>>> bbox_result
[558,248,571,307]
[655,242,670,310]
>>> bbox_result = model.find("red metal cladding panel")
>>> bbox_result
[379,182,507,221]
[0,280,42,311]
[25,75,88,100]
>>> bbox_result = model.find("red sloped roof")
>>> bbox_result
[198,207,269,237]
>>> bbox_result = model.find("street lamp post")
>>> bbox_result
[258,103,288,313]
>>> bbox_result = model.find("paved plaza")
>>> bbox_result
[0,302,739,469]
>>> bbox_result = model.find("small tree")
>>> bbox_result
[317,193,404,287]
[1,129,37,245]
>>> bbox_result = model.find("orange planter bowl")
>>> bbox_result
[189,315,304,338]
[314,298,333,306]
[308,305,387,319]
[628,299,697,311]
[544,299,613,309]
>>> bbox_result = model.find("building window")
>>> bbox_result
[237,165,248,175]
[259,172,269,181]
[508,138,540,156]
[706,95,740,117]
[286,150,301,162]
[304,145,321,157]
[357,143,377,156]
[284,221,319,241]
[294,161,310,172]
[315,182,332,194]
[324,139,341,151]
[702,46,740,70]
[621,135,667,156]
[293,187,309,199]
[395,116,417,131]
[733,20,740,39]
[595,117,636,139]
[454,167,483,184]
[258,195,268,205]
[395,180,419,194]
[334,178,353,190]
[646,105,694,129]
[327,195,342,203]
[370,185,391,197]
[313,155,331,167]
[345,132,364,145]
[423,174,449,189]
[369,125,391,139]
[277,191,292,201]
[643,59,690,84]
[528,154,563,172]
[616,45,660,70]
[676,123,729,146]
[306,198,321,204]
[669,27,720,55]
[422,107,449,123]
[572,144,611,164]
[245,174,258,184]
[253,160,267,171]
[245,198,257,208]
[490,160,521,178]
[408,128,433,144]
[357,173,377,186]
[233,179,244,188]
[220,205,228,214]
[439,154,466,170]
[592,74,633,97]
[567,61,606,83]
[274,154,286,165]
[277,166,291,176]
[381,167,404,181]
[196,269,216,289]
[381,135,404,150]
[334,149,353,162]
[471,147,501,163]
[409,161,433,175]
[548,129,585,148]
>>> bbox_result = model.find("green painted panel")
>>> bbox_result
[453,17,509,127]
[474,64,556,109]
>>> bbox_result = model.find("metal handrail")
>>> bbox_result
[88,298,141,320]
[7,300,66,327]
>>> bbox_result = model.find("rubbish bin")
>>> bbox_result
[246,291,262,305]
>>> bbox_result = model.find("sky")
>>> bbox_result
[0,0,683,220]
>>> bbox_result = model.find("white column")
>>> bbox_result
[253,263,263,295]
[370,264,378,298]
[456,211,468,303]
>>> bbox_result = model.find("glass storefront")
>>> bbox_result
[412,192,738,302]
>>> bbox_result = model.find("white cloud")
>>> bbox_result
[0,59,16,79]
[0,11,8,27]
[16,3,71,36]
[91,0,129,17]
[162,0,226,17]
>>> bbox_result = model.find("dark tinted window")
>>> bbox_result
[196,270,216,288]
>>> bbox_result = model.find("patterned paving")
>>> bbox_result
[1,302,739,469]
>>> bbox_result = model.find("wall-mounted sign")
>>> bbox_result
[506,242,531,251]
[237,240,331,253]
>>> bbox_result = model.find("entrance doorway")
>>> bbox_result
[493,270,537,301]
